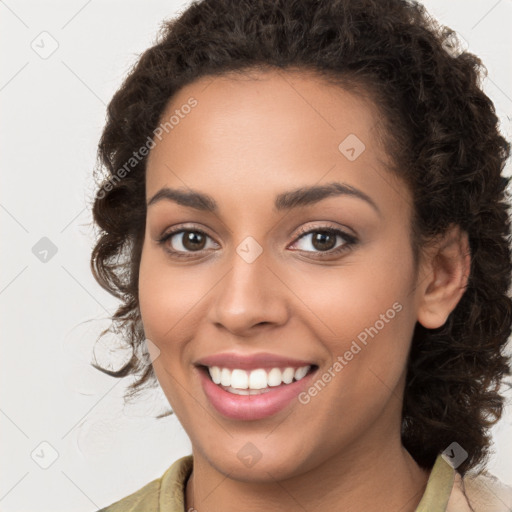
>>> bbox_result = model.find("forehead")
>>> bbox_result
[145,68,408,214]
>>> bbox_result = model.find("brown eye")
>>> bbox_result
[158,228,218,256]
[290,226,357,257]
[180,231,207,251]
[310,231,337,251]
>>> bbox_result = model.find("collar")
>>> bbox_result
[159,453,456,512]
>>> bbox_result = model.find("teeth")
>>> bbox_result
[223,386,273,396]
[294,366,309,381]
[267,368,282,387]
[207,365,311,390]
[220,368,231,387]
[282,367,295,384]
[210,366,221,385]
[249,369,267,389]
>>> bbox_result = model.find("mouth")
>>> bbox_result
[196,363,319,421]
[198,364,318,395]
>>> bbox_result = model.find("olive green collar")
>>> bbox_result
[159,453,454,512]
[415,455,455,512]
[100,452,456,511]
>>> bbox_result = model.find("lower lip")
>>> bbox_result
[197,367,317,421]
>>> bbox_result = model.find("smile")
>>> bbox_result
[207,365,312,394]
[197,363,318,420]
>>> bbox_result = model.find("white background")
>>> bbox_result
[1,1,511,510]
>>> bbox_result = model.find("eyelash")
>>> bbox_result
[156,224,358,260]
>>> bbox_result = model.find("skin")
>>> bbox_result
[139,69,470,512]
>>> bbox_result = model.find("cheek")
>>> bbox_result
[137,247,201,416]
[293,240,416,390]
[138,246,210,346]
[295,251,413,340]
[295,266,414,440]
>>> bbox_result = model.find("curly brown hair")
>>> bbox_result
[90,0,512,476]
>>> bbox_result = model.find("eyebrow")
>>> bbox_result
[147,181,380,215]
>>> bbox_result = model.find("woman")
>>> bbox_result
[90,0,512,510]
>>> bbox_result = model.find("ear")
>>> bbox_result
[416,224,471,329]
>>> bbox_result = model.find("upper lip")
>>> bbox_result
[195,352,316,371]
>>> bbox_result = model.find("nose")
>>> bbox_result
[207,242,290,337]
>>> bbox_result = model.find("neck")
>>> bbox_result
[185,439,430,512]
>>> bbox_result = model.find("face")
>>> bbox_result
[139,69,424,481]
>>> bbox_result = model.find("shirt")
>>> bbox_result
[96,453,512,511]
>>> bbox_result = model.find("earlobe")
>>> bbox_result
[416,224,471,330]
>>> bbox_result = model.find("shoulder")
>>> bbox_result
[447,469,512,512]
[95,455,193,512]
[95,477,161,512]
